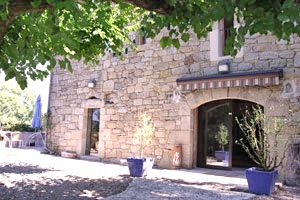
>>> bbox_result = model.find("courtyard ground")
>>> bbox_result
[0,148,299,200]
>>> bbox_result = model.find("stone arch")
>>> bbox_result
[185,87,270,110]
[88,96,99,99]
[195,98,263,168]
[175,87,290,168]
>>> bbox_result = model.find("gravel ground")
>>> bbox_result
[0,163,132,200]
[0,148,299,200]
[107,178,299,200]
[107,178,255,200]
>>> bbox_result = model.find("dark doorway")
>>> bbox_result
[86,108,100,156]
[197,99,261,169]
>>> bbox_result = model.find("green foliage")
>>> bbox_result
[9,123,35,132]
[0,82,35,130]
[0,0,9,20]
[1,1,145,89]
[1,1,300,88]
[133,113,155,158]
[235,106,290,171]
[215,123,228,151]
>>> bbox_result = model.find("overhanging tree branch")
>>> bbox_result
[115,0,172,15]
[1,0,300,88]
[0,0,53,45]
[0,0,172,46]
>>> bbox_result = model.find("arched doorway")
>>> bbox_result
[197,99,262,169]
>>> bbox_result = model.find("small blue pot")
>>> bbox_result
[214,151,228,162]
[127,157,154,177]
[245,167,278,195]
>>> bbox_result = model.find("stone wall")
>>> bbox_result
[48,30,300,181]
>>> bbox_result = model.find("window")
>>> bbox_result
[133,34,146,45]
[133,27,146,45]
[134,34,146,45]
[210,17,243,61]
[219,18,234,57]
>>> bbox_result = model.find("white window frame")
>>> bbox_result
[209,16,244,61]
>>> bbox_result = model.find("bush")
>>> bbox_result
[0,82,35,131]
[9,123,35,132]
[133,113,155,158]
[235,106,291,171]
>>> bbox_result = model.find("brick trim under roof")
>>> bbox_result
[176,69,283,91]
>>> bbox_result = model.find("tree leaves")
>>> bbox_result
[0,0,8,20]
[181,33,190,42]
[1,0,300,88]
[160,36,172,48]
[172,38,180,49]
[31,0,42,8]
[0,1,145,88]
[0,82,35,130]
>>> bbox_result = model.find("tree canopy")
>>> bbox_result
[1,0,300,89]
[0,81,35,131]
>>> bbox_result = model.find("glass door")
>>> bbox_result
[198,100,233,169]
[197,99,262,169]
[86,108,100,156]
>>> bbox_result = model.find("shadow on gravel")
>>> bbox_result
[0,164,55,174]
[168,177,300,200]
[0,175,132,200]
[106,177,255,200]
[107,178,300,200]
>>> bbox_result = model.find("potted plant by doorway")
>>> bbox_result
[127,113,155,177]
[214,123,229,162]
[236,106,291,195]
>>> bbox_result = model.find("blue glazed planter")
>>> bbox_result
[245,167,278,195]
[214,151,228,162]
[127,157,154,177]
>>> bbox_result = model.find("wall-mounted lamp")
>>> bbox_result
[88,79,96,88]
[105,100,114,105]
[104,94,114,105]
[218,60,230,74]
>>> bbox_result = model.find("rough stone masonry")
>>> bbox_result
[48,30,300,185]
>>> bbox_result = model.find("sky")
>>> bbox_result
[0,67,50,114]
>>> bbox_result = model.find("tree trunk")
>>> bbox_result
[0,21,8,47]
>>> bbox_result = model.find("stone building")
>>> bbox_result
[47,22,300,184]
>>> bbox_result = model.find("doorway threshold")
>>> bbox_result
[79,155,100,162]
[193,167,246,177]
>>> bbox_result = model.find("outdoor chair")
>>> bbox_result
[11,132,26,148]
[0,132,10,147]
[5,132,26,148]
[25,132,45,147]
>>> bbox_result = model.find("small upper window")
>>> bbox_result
[219,17,234,56]
[209,16,242,61]
[134,34,146,45]
[133,27,146,45]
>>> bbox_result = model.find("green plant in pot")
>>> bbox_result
[236,106,290,195]
[214,123,229,162]
[127,113,155,177]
